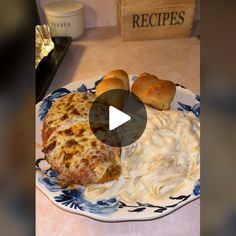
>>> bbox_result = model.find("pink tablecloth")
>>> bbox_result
[36,189,199,236]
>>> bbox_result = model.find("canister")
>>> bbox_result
[44,1,84,39]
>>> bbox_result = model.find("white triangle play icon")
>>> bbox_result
[109,106,131,131]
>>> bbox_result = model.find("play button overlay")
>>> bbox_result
[89,89,147,147]
[109,106,131,131]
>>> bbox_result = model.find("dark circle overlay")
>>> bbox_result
[89,89,147,147]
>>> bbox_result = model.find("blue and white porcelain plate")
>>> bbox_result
[36,76,200,222]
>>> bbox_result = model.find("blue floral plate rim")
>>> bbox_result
[36,182,199,222]
[36,76,200,222]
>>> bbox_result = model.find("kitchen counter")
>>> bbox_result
[36,26,200,236]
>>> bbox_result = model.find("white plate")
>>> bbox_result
[36,75,200,222]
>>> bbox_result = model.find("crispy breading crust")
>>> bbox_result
[42,92,121,185]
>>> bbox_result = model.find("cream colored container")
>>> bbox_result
[44,1,84,40]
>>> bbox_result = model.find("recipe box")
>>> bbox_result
[117,0,196,41]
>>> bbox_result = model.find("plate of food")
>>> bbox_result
[36,70,200,222]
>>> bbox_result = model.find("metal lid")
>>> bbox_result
[44,1,84,17]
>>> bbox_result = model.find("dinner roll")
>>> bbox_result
[96,78,127,109]
[104,69,129,90]
[138,72,155,78]
[96,78,126,96]
[132,73,176,110]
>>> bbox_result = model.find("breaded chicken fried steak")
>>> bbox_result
[42,92,121,185]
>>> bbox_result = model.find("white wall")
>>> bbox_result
[36,0,117,28]
[36,0,200,35]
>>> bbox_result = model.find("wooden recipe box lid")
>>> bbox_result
[117,0,197,41]
[120,0,196,7]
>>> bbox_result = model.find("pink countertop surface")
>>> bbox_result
[36,26,200,236]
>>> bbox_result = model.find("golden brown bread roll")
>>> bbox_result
[96,78,126,96]
[138,72,153,77]
[104,69,129,90]
[95,70,130,109]
[96,78,127,109]
[132,73,176,110]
